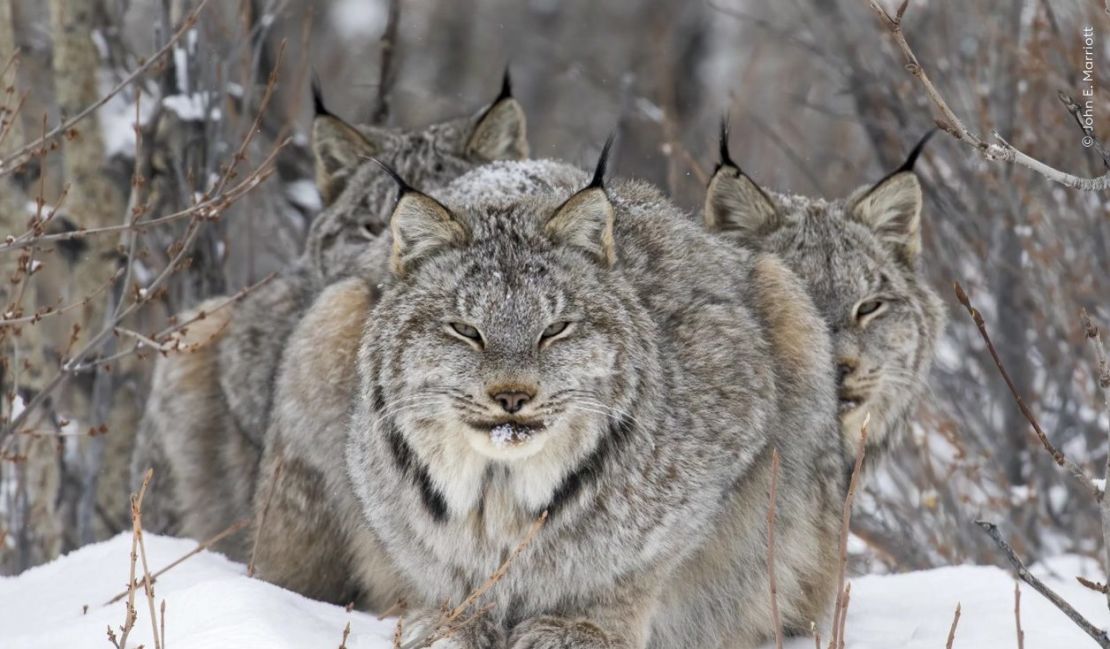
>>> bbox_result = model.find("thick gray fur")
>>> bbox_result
[340,158,846,648]
[130,86,529,558]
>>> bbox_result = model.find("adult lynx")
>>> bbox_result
[341,148,845,648]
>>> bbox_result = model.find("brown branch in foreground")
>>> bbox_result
[828,413,869,649]
[1015,581,1025,649]
[944,602,961,649]
[866,0,1110,191]
[1077,576,1109,595]
[767,448,784,649]
[132,469,162,649]
[371,0,402,125]
[400,511,549,649]
[338,621,351,649]
[953,283,1099,499]
[976,520,1110,648]
[114,469,152,649]
[0,0,211,176]
[247,455,286,577]
[104,516,251,605]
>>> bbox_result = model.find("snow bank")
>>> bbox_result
[0,534,1106,648]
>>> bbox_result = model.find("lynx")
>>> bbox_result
[704,127,945,467]
[131,75,529,553]
[338,148,846,648]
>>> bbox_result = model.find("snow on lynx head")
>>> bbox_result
[306,72,528,283]
[705,127,945,461]
[351,145,656,517]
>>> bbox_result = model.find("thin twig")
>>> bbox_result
[400,511,548,649]
[247,455,286,577]
[954,283,1099,499]
[132,469,162,649]
[371,0,401,125]
[1081,308,1110,615]
[865,0,1110,191]
[1015,581,1025,649]
[338,621,351,649]
[976,520,1110,648]
[767,448,784,649]
[0,0,212,175]
[945,602,961,649]
[115,469,152,649]
[105,517,251,605]
[829,413,870,649]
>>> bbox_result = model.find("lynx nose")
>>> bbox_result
[836,359,858,385]
[491,390,533,414]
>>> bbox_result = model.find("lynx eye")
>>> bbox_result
[448,322,483,342]
[855,299,884,319]
[541,321,571,340]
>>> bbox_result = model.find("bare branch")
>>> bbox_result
[976,520,1110,648]
[945,603,961,649]
[767,448,784,649]
[829,413,869,649]
[105,517,251,606]
[247,454,285,577]
[0,0,212,176]
[865,0,1110,191]
[371,0,402,125]
[1081,308,1110,614]
[954,283,1100,499]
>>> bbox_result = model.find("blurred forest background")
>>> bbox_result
[0,0,1108,583]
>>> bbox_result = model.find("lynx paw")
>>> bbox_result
[508,616,614,649]
[400,609,505,649]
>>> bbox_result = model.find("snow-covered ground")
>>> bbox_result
[1,534,1106,648]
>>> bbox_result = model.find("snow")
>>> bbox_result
[0,534,396,649]
[490,423,533,448]
[285,179,323,212]
[162,93,221,123]
[1,534,1106,648]
[330,0,389,41]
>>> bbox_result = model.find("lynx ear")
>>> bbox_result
[465,70,529,162]
[381,164,469,276]
[545,139,616,266]
[849,132,933,264]
[704,122,778,237]
[312,83,381,205]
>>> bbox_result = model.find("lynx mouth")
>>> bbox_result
[837,393,865,415]
[469,420,547,448]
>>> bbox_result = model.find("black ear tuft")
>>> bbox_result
[897,130,937,173]
[370,157,413,202]
[589,135,615,190]
[718,117,736,171]
[498,66,513,102]
[311,73,331,117]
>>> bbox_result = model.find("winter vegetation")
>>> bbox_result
[0,0,1108,647]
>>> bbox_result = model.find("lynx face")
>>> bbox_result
[361,167,651,488]
[705,132,945,457]
[306,76,528,283]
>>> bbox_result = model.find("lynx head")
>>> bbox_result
[705,127,945,458]
[355,146,655,515]
[306,72,529,282]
